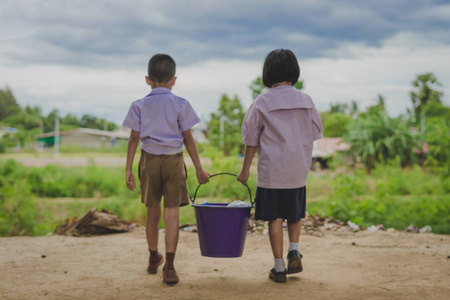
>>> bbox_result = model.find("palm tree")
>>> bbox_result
[410,73,443,132]
[345,111,417,173]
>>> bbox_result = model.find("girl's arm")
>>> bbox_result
[237,145,257,185]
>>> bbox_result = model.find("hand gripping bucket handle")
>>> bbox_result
[190,172,254,206]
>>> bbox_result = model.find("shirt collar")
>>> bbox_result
[147,87,172,96]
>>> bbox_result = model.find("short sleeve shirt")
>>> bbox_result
[242,85,323,188]
[123,87,200,155]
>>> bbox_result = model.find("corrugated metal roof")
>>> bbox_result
[313,137,351,158]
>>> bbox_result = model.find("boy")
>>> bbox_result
[123,53,210,284]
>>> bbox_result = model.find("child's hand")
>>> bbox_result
[196,169,211,184]
[126,170,136,191]
[237,170,250,185]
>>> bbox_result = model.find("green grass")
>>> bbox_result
[1,149,449,236]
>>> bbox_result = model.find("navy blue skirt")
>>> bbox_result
[254,186,306,222]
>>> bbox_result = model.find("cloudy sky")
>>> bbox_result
[1,0,449,124]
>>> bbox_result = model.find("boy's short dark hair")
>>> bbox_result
[147,54,176,83]
[262,49,300,88]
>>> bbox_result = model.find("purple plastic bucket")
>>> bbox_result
[190,173,253,258]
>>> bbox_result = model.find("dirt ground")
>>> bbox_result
[1,228,449,300]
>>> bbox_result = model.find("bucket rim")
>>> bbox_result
[191,203,252,208]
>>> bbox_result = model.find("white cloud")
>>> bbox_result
[1,1,449,125]
[301,32,450,115]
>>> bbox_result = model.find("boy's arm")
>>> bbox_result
[237,145,257,185]
[125,130,140,191]
[182,129,210,184]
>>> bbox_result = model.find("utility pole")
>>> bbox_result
[54,116,59,157]
[220,114,224,149]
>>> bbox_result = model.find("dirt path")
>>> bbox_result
[1,229,449,300]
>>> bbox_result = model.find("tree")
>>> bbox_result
[421,103,450,177]
[358,94,387,119]
[249,76,304,99]
[410,73,443,132]
[62,113,81,129]
[43,109,60,132]
[322,113,353,137]
[350,100,359,118]
[345,111,417,173]
[207,94,245,155]
[423,116,450,177]
[330,103,348,114]
[0,88,20,121]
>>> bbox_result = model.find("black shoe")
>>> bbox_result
[269,268,286,283]
[287,250,303,274]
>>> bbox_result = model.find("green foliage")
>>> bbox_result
[345,111,417,172]
[322,112,353,137]
[1,155,449,236]
[309,195,450,234]
[308,166,450,234]
[410,73,443,130]
[0,159,53,236]
[186,154,256,203]
[422,116,450,177]
[0,139,6,153]
[424,102,450,120]
[0,87,118,152]
[0,88,21,121]
[207,94,246,155]
[58,140,128,154]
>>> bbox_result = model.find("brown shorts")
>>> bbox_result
[138,150,190,208]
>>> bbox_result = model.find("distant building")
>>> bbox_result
[0,127,18,138]
[312,137,352,168]
[37,128,130,148]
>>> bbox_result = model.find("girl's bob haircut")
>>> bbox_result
[262,49,300,88]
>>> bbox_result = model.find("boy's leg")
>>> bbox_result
[286,220,303,274]
[147,205,163,274]
[146,205,161,250]
[163,207,180,252]
[162,206,180,284]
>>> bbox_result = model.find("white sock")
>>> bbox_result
[274,258,285,272]
[288,242,299,252]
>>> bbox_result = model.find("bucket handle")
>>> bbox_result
[190,172,254,206]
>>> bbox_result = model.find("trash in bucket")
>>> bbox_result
[190,173,253,258]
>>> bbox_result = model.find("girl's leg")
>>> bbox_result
[268,218,287,282]
[286,219,303,274]
[287,220,301,244]
[146,204,162,250]
[268,218,284,259]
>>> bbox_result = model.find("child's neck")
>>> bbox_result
[151,83,173,90]
[271,82,292,88]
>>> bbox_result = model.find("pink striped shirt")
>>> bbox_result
[242,85,323,188]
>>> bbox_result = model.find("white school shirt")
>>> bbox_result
[123,87,200,155]
[242,85,323,189]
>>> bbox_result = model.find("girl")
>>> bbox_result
[237,49,322,283]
